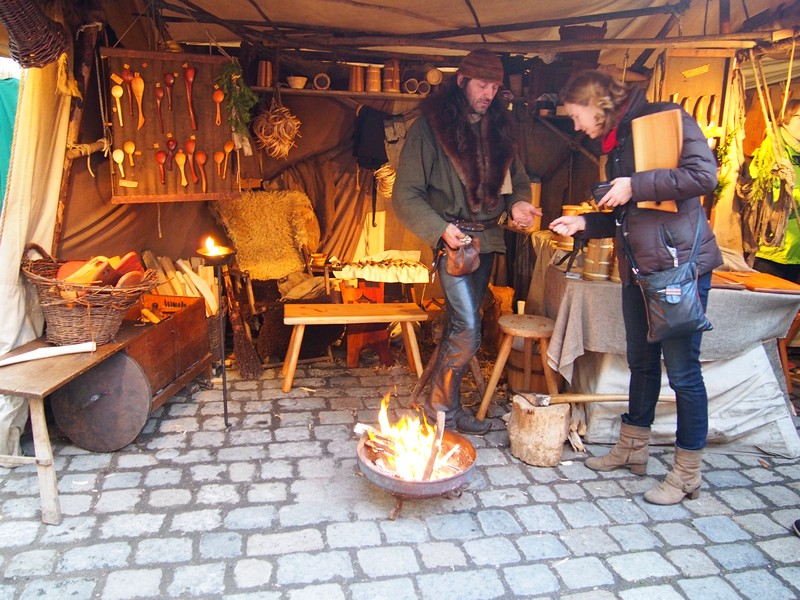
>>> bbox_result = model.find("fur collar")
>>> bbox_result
[423,90,515,215]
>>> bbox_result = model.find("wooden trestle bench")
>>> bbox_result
[281,302,428,392]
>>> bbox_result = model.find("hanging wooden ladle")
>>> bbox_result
[174,150,188,187]
[123,140,136,166]
[155,150,167,185]
[131,75,145,130]
[122,67,134,116]
[166,138,178,171]
[213,151,224,177]
[111,85,124,127]
[195,150,208,193]
[184,65,198,131]
[213,89,224,126]
[154,84,164,133]
[164,72,175,111]
[184,138,199,184]
[222,140,234,180]
[112,149,126,178]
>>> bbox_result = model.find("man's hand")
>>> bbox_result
[442,223,468,248]
[510,202,543,229]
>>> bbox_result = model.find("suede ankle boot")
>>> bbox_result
[585,423,650,475]
[644,447,703,505]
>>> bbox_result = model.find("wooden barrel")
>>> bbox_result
[366,65,382,92]
[505,346,547,393]
[582,238,614,281]
[349,66,364,92]
[383,60,400,92]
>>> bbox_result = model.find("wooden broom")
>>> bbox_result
[222,265,263,380]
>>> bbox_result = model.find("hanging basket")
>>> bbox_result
[20,244,157,346]
[0,0,67,69]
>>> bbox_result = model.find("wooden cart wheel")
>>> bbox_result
[51,352,152,452]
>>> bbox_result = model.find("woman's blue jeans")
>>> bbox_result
[426,252,495,423]
[620,271,712,451]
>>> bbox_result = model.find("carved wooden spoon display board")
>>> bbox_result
[101,48,239,203]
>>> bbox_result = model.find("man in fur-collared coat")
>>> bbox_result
[393,49,540,435]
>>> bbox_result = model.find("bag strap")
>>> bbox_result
[621,212,704,277]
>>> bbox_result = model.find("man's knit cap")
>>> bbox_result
[457,49,504,84]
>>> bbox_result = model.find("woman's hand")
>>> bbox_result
[510,202,543,229]
[549,215,587,236]
[595,177,633,209]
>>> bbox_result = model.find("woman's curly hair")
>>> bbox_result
[560,70,631,136]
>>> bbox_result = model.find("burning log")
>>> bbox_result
[422,411,445,481]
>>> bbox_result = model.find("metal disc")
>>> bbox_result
[52,352,152,452]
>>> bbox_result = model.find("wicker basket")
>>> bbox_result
[0,0,66,69]
[21,244,157,346]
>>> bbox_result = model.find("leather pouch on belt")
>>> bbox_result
[443,237,481,276]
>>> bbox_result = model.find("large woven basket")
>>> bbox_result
[0,0,66,69]
[21,244,157,346]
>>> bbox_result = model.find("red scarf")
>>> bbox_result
[600,103,629,153]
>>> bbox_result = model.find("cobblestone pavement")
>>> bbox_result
[1,353,800,600]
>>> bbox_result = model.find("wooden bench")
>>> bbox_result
[282,302,428,392]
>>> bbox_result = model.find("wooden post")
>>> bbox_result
[507,394,570,467]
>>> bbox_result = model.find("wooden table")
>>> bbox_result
[0,300,211,524]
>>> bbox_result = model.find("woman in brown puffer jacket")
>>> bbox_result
[550,70,722,505]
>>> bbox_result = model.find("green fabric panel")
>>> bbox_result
[0,77,19,215]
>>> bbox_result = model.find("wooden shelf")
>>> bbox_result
[251,86,425,102]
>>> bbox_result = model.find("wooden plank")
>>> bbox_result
[141,250,173,295]
[711,272,746,290]
[632,109,681,212]
[158,256,183,296]
[713,271,800,294]
[284,302,428,325]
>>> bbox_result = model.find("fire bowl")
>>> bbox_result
[356,429,476,504]
[197,247,235,266]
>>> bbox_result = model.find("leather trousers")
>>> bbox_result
[426,252,495,423]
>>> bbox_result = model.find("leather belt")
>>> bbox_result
[450,218,499,232]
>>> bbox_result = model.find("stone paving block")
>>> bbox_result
[464,536,521,566]
[39,516,97,545]
[757,537,800,565]
[516,533,569,561]
[416,541,468,569]
[503,563,560,596]
[775,566,800,592]
[607,550,679,582]
[526,484,558,502]
[618,584,685,600]
[416,568,506,600]
[190,464,227,482]
[167,563,226,597]
[554,555,615,589]
[583,479,626,498]
[135,538,193,564]
[485,465,530,486]
[753,484,800,507]
[277,551,354,584]
[560,526,621,556]
[247,529,324,556]
[19,577,97,599]
[560,592,617,600]
[667,547,720,576]
[717,488,767,511]
[94,489,143,513]
[199,530,242,559]
[652,522,706,546]
[554,482,587,500]
[379,518,428,544]
[426,513,483,540]
[703,469,754,488]
[100,513,165,539]
[169,509,221,533]
[58,472,98,492]
[327,521,382,548]
[692,515,751,543]
[558,501,611,528]
[143,467,183,487]
[349,577,418,600]
[102,568,162,600]
[101,471,142,489]
[476,488,530,507]
[0,520,39,548]
[741,466,786,484]
[358,546,419,577]
[608,524,663,551]
[148,488,192,508]
[733,513,788,537]
[633,496,691,521]
[58,542,131,573]
[677,575,742,599]
[726,569,796,600]
[286,583,346,599]
[596,497,651,524]
[682,494,734,517]
[3,549,57,577]
[278,500,351,527]
[514,504,567,533]
[477,509,523,535]
[247,482,288,503]
[707,542,769,570]
[224,505,276,530]
[233,558,274,588]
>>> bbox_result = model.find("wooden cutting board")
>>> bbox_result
[713,271,800,294]
[632,109,681,213]
[711,272,745,290]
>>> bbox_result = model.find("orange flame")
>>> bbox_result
[371,393,436,481]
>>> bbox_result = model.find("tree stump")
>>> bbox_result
[507,394,570,467]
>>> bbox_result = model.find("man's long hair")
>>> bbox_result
[435,75,516,153]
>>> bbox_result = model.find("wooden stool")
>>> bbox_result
[476,314,559,420]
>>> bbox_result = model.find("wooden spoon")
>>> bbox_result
[121,67,134,116]
[155,150,167,185]
[213,89,224,126]
[195,150,208,193]
[112,149,126,178]
[213,151,224,177]
[154,84,164,133]
[223,140,234,180]
[184,138,198,184]
[131,75,145,130]
[184,65,197,131]
[164,72,175,111]
[174,150,188,187]
[111,85,124,127]
[166,138,178,171]
[123,140,136,166]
